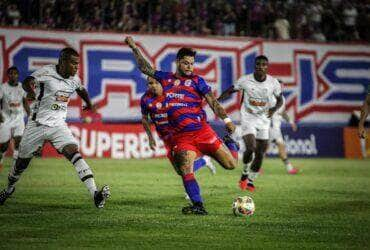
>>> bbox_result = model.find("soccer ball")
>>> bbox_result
[232,196,255,217]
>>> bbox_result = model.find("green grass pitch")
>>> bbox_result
[0,157,369,249]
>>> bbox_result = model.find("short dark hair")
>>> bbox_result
[59,47,79,61]
[255,55,269,63]
[7,66,19,74]
[176,47,196,60]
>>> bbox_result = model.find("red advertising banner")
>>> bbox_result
[343,127,370,159]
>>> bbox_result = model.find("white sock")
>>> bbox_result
[285,162,293,171]
[71,153,97,197]
[248,171,259,181]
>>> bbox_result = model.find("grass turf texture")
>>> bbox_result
[0,158,369,249]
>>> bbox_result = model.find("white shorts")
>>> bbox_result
[240,112,270,140]
[0,120,25,143]
[18,120,79,158]
[269,126,284,144]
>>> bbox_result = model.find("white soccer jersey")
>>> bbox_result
[30,64,82,127]
[0,82,26,122]
[235,73,281,129]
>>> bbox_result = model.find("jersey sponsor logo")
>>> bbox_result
[166,93,185,99]
[169,103,188,107]
[50,103,66,111]
[154,113,167,118]
[156,102,162,109]
[184,80,192,86]
[248,97,267,107]
[174,79,180,86]
[55,90,72,102]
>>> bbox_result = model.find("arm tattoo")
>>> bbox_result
[132,47,155,77]
[206,93,228,119]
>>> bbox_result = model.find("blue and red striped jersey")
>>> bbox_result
[154,70,211,132]
[140,91,172,139]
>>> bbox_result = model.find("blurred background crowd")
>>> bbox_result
[0,0,369,42]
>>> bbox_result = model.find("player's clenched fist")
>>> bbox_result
[124,36,136,49]
[225,121,236,134]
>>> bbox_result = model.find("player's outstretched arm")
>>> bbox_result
[124,36,155,78]
[217,86,238,101]
[141,115,156,150]
[76,88,95,112]
[22,76,37,100]
[358,94,370,138]
[205,92,235,133]
[268,93,283,118]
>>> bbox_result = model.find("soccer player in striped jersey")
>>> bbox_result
[126,36,239,215]
[0,48,110,208]
[141,76,216,176]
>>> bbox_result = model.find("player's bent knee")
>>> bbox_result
[62,144,79,161]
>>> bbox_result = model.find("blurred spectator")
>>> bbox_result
[274,11,290,40]
[6,4,21,26]
[0,0,368,43]
[342,2,359,40]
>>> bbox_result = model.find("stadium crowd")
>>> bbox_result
[0,0,369,42]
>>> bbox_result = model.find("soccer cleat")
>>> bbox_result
[204,156,216,175]
[0,188,15,205]
[239,179,255,192]
[182,204,208,215]
[239,179,247,191]
[94,185,110,208]
[246,181,255,192]
[287,168,299,175]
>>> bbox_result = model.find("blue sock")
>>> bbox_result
[182,173,202,203]
[193,158,206,172]
[224,139,239,160]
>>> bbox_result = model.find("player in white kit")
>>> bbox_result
[269,95,299,174]
[218,55,283,192]
[0,48,110,208]
[0,66,30,172]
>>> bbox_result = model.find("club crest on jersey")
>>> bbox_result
[156,102,162,109]
[184,80,192,86]
[174,79,181,86]
[55,90,72,102]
